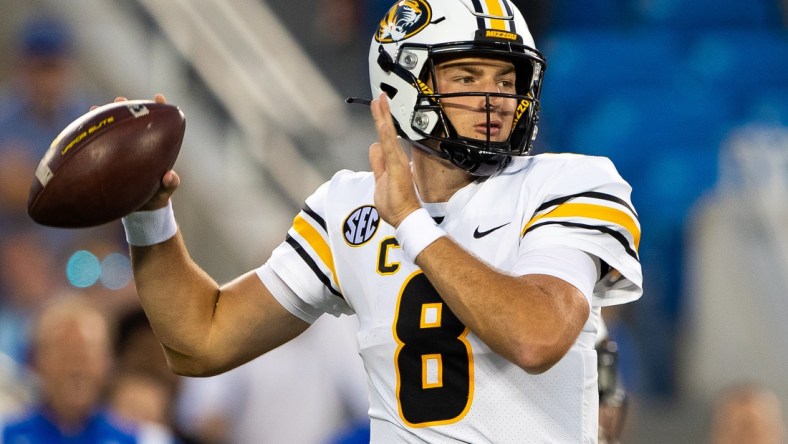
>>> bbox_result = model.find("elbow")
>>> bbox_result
[168,362,216,378]
[166,357,215,377]
[507,338,573,375]
[512,349,563,375]
[163,348,228,377]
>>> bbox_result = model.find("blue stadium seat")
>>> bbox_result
[630,0,782,30]
[546,0,629,30]
[742,88,788,127]
[543,29,683,91]
[562,86,735,185]
[539,29,684,149]
[634,143,719,224]
[682,30,788,94]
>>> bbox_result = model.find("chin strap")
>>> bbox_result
[409,138,452,161]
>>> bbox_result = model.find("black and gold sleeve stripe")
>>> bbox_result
[521,191,640,260]
[286,205,343,298]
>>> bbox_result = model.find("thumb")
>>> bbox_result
[162,170,180,190]
[139,170,180,211]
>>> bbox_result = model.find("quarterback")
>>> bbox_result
[122,0,642,442]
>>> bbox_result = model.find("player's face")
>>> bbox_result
[432,57,518,143]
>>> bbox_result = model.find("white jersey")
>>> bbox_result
[258,153,642,443]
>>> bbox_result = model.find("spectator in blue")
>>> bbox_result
[0,296,175,443]
[0,228,61,368]
[0,16,92,226]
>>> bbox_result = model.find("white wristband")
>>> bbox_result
[122,200,178,246]
[395,208,446,262]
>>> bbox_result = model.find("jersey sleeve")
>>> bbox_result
[256,177,353,321]
[519,155,642,307]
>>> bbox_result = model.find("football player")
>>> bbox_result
[121,0,642,441]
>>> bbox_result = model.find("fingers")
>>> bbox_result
[370,93,409,168]
[109,94,167,105]
[92,93,168,111]
[112,94,167,103]
[370,94,398,153]
[369,142,384,180]
[92,97,127,110]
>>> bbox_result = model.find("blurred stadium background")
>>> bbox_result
[1,0,787,442]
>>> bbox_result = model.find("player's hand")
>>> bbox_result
[88,93,168,110]
[95,94,180,211]
[138,169,179,211]
[369,93,421,228]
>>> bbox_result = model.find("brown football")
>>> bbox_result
[27,100,185,228]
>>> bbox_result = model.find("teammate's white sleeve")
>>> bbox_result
[596,318,609,345]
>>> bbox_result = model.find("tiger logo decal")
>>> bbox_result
[375,0,432,43]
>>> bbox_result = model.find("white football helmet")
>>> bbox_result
[368,0,546,176]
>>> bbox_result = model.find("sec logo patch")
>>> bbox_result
[344,205,380,246]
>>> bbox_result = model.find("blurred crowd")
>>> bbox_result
[0,15,369,444]
[1,0,788,443]
[0,15,178,442]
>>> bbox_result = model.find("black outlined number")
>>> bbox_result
[394,272,472,426]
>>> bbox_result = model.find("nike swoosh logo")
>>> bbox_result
[473,222,510,239]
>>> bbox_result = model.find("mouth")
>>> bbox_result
[474,121,503,138]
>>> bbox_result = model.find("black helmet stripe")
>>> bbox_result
[469,0,515,32]
[501,0,516,33]
[469,0,487,29]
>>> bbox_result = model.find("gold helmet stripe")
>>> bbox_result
[483,0,507,30]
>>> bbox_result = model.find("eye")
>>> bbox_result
[497,79,515,91]
[455,76,475,85]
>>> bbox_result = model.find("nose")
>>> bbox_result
[477,80,504,110]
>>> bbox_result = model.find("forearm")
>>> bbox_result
[130,229,311,376]
[129,231,222,371]
[415,237,588,373]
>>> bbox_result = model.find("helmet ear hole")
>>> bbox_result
[380,83,398,99]
[377,47,395,72]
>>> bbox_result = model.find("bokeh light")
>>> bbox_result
[65,250,101,288]
[99,252,132,290]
